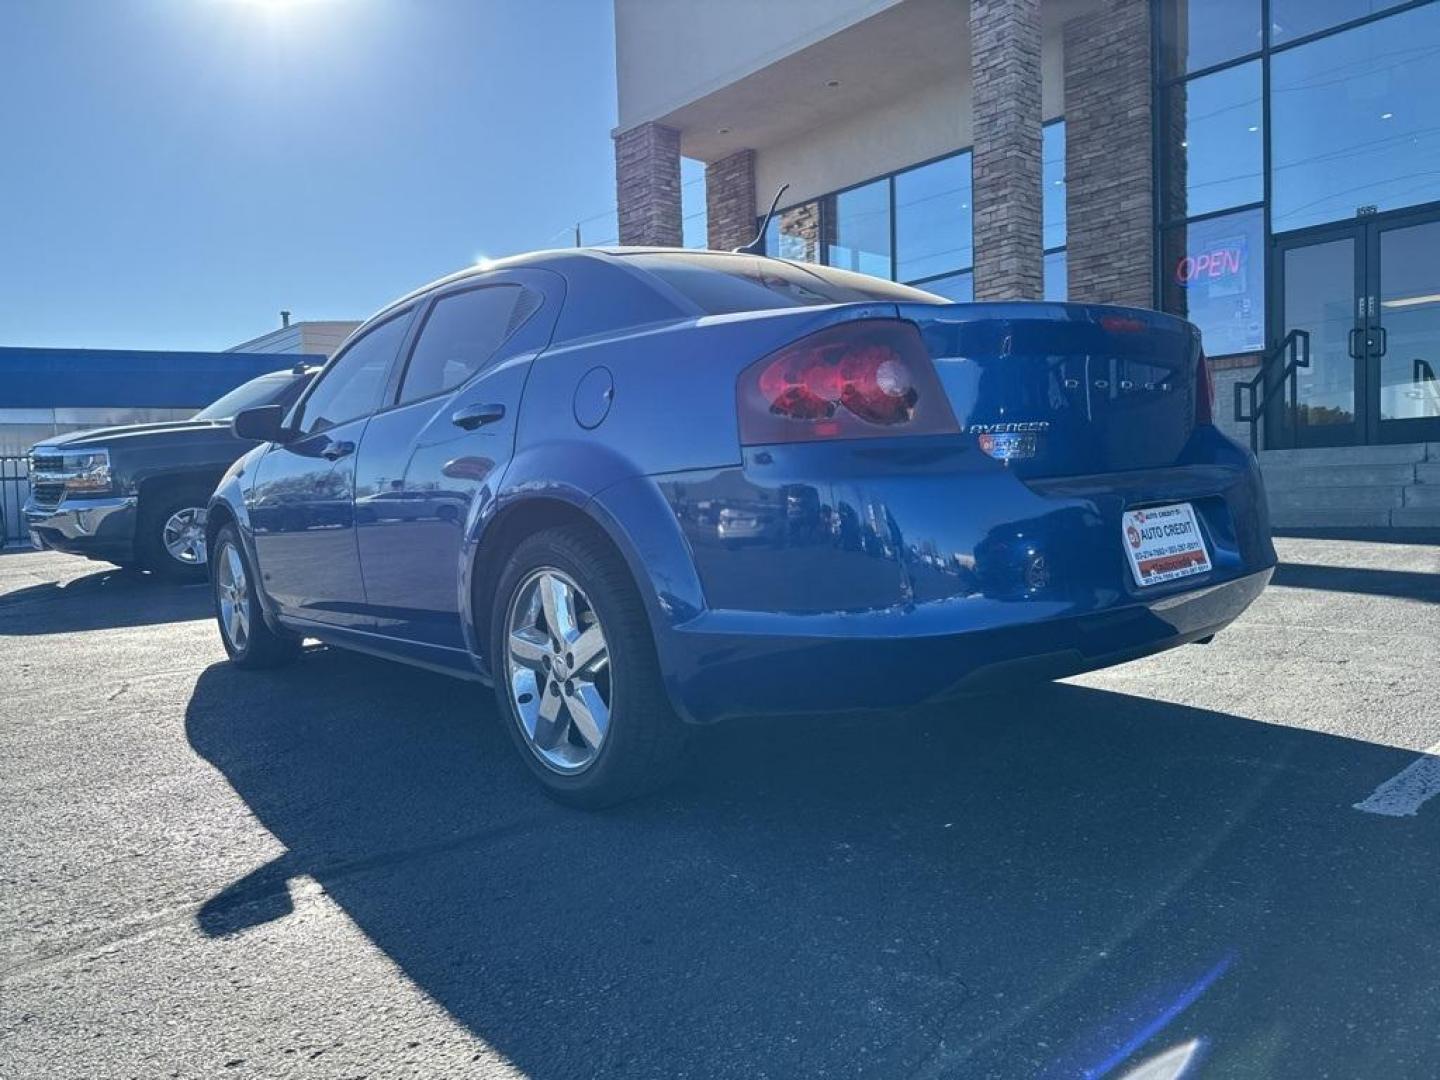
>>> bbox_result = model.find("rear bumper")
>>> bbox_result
[634,428,1275,724]
[661,567,1270,723]
[23,495,138,563]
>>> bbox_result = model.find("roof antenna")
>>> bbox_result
[734,183,789,256]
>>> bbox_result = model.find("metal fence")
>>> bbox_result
[1,456,31,547]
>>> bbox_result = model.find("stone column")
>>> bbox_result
[1063,0,1155,308]
[970,0,1045,300]
[614,121,682,247]
[705,149,757,251]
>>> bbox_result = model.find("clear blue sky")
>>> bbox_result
[0,0,656,352]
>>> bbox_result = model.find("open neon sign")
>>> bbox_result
[1175,246,1245,288]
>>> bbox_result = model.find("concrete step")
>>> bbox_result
[1267,485,1406,511]
[1258,442,1432,467]
[1403,485,1440,508]
[1268,507,1393,528]
[1391,507,1440,527]
[1261,462,1418,488]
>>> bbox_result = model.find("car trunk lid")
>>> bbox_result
[897,302,1205,479]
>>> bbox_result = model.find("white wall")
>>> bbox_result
[754,23,1066,212]
[615,0,900,131]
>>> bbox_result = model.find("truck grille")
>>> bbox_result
[30,453,64,473]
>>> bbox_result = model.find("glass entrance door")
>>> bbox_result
[1372,214,1440,444]
[1274,228,1362,447]
[1272,207,1440,447]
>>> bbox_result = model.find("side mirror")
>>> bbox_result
[233,405,291,444]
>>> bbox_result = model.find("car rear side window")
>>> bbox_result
[618,252,946,315]
[296,310,411,435]
[398,284,534,404]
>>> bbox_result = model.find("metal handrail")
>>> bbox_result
[1233,328,1311,453]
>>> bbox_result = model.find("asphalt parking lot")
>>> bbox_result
[1,538,1438,1080]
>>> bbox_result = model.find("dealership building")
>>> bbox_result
[611,0,1440,527]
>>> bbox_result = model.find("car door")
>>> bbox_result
[353,269,561,650]
[248,307,415,628]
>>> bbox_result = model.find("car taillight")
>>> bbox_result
[1195,350,1215,425]
[737,320,959,445]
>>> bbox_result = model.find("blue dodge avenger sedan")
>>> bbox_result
[207,248,1275,806]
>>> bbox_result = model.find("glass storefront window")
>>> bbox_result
[1271,3,1440,233]
[894,153,971,283]
[1043,122,1066,252]
[915,271,973,303]
[1161,0,1262,76]
[681,158,707,249]
[1044,250,1067,302]
[1270,0,1409,44]
[826,179,891,279]
[1161,207,1265,357]
[1162,60,1264,221]
[764,201,822,264]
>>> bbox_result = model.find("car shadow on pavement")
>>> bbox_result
[0,566,210,634]
[186,649,1440,1079]
[1271,560,1440,602]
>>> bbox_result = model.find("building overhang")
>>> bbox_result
[623,0,1103,164]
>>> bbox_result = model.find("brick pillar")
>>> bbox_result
[705,149,756,251]
[614,122,682,246]
[1063,0,1154,307]
[970,0,1044,300]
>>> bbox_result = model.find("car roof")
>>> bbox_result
[373,247,800,316]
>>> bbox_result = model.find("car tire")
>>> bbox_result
[211,524,301,669]
[136,487,212,582]
[490,524,688,808]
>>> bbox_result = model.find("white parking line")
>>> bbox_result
[1354,742,1440,818]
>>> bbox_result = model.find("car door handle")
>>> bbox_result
[452,403,506,430]
[320,440,355,461]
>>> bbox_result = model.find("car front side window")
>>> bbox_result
[295,311,412,435]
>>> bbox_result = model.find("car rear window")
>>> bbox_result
[616,251,946,315]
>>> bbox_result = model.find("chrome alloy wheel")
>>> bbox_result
[505,567,612,773]
[214,541,250,652]
[162,507,208,565]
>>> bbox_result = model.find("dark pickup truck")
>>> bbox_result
[24,365,316,580]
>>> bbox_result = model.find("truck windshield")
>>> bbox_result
[193,371,309,421]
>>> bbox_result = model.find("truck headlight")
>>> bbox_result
[59,449,113,494]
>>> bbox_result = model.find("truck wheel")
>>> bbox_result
[490,524,688,808]
[211,524,301,669]
[137,488,212,582]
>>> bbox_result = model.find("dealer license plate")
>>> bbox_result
[1122,503,1211,587]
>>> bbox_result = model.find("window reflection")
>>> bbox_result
[764,201,822,263]
[1378,219,1440,422]
[915,271,973,303]
[1162,60,1264,221]
[1271,3,1440,232]
[826,179,891,279]
[894,153,971,283]
[1161,207,1265,357]
[1044,250,1067,302]
[1043,122,1066,252]
[1284,237,1357,427]
[1161,0,1262,76]
[1271,0,1408,44]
